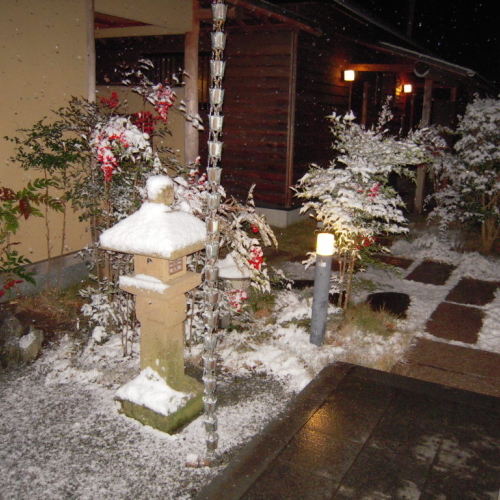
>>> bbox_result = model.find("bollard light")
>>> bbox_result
[310,233,335,346]
[403,83,413,93]
[316,232,335,256]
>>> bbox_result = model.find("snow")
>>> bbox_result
[1,231,499,499]
[146,175,173,200]
[119,274,170,293]
[18,330,36,349]
[99,202,206,258]
[116,367,194,416]
[218,251,251,279]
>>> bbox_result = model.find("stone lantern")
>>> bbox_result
[100,175,206,433]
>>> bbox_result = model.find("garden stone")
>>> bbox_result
[366,292,410,318]
[0,308,44,370]
[19,327,44,364]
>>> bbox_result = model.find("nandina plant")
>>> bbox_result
[6,73,181,350]
[426,96,500,253]
[295,101,427,308]
[0,179,63,297]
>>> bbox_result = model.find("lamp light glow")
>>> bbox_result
[316,233,335,256]
[344,69,355,82]
[403,84,413,93]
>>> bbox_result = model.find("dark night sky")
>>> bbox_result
[353,0,500,86]
[272,0,500,87]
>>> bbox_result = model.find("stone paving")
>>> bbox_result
[396,259,500,398]
[197,364,500,500]
[403,259,499,345]
[197,259,500,499]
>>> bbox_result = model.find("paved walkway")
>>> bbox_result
[197,363,500,500]
[197,259,500,499]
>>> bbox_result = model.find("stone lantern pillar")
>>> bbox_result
[100,175,206,433]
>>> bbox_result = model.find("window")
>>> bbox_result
[144,52,211,107]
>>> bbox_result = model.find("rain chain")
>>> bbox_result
[201,0,227,464]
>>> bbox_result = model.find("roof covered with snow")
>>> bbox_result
[100,202,206,259]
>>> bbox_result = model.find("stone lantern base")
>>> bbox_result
[116,375,204,434]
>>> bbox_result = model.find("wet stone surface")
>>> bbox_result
[426,302,484,344]
[405,261,457,286]
[445,277,500,306]
[235,366,500,500]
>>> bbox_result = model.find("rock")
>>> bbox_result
[19,327,44,364]
[0,308,44,370]
[366,292,411,319]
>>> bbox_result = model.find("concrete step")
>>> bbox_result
[392,338,500,398]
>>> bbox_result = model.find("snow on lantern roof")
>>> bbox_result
[100,202,206,260]
[146,175,174,201]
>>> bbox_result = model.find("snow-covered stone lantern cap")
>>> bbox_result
[100,175,206,261]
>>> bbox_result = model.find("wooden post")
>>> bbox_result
[285,30,298,209]
[414,78,433,213]
[361,81,370,127]
[420,78,433,127]
[86,0,96,103]
[184,0,200,168]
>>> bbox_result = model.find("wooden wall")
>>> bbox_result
[293,32,350,194]
[209,30,294,208]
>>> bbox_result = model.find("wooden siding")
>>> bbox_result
[205,31,294,207]
[293,33,350,193]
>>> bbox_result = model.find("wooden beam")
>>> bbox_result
[420,78,433,127]
[87,0,96,102]
[184,0,200,168]
[196,7,238,21]
[225,0,322,36]
[346,63,414,73]
[414,78,433,214]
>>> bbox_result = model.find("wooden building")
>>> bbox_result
[96,0,497,225]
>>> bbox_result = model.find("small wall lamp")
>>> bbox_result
[403,84,413,93]
[344,69,355,82]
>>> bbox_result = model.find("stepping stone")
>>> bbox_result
[426,302,484,344]
[405,261,456,286]
[445,278,500,306]
[366,292,410,318]
[373,255,413,269]
[392,338,500,398]
[292,279,314,290]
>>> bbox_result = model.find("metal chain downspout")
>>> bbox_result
[201,0,227,465]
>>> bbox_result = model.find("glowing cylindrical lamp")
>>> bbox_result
[316,233,335,256]
[310,233,335,346]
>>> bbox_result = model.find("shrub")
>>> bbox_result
[0,179,63,297]
[426,96,500,253]
[294,101,427,307]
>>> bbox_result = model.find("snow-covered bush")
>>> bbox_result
[8,65,281,348]
[294,102,427,307]
[426,96,500,253]
[7,77,181,350]
[168,159,281,342]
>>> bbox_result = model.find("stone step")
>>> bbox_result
[392,338,500,398]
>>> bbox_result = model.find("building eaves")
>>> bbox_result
[225,0,322,36]
[329,0,428,53]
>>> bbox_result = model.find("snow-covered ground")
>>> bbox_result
[1,233,499,499]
